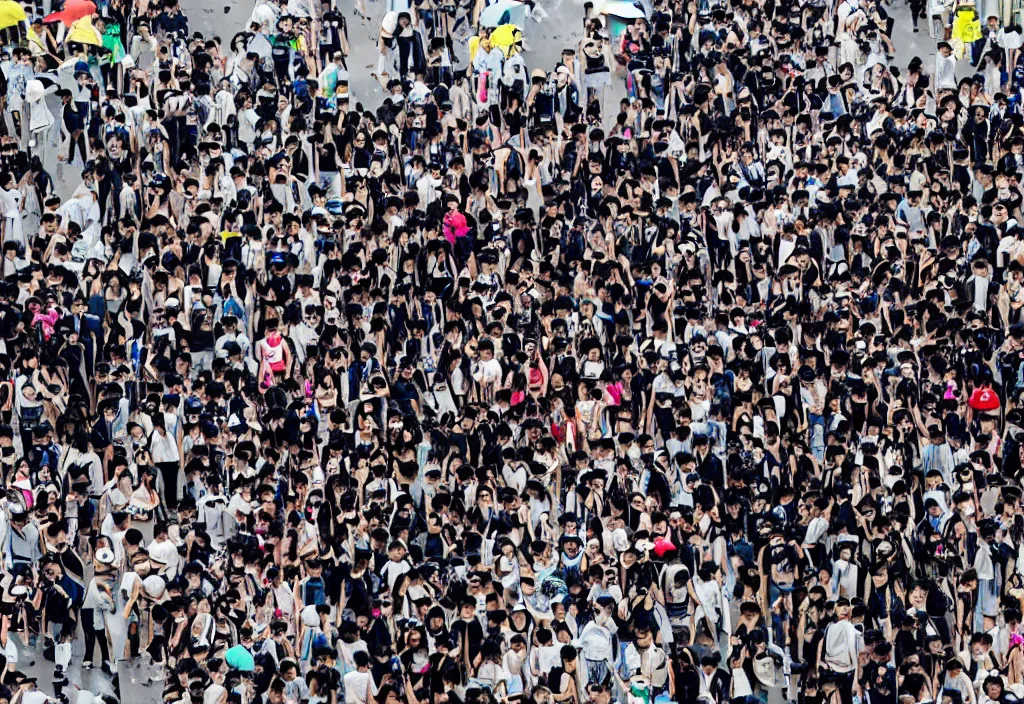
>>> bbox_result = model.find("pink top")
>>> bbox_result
[32,309,60,340]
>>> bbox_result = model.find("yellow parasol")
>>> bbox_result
[0,0,26,30]
[488,23,522,56]
[67,15,101,45]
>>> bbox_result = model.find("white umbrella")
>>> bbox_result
[479,0,527,27]
[599,1,646,18]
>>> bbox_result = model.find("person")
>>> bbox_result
[819,599,862,704]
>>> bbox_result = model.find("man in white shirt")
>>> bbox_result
[471,339,503,394]
[623,626,672,694]
[579,603,614,685]
[147,522,180,579]
[343,651,375,704]
[936,41,957,90]
[819,599,862,695]
[379,541,411,590]
[692,564,731,653]
[149,413,181,508]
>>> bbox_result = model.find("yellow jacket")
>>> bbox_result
[952,6,983,43]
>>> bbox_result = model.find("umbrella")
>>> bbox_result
[599,1,646,18]
[66,15,100,45]
[479,0,527,27]
[0,0,25,30]
[44,0,94,24]
[32,73,58,88]
[24,79,46,104]
[488,23,523,56]
[224,644,255,672]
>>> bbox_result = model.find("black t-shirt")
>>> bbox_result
[392,378,420,415]
[450,617,484,662]
[504,110,523,136]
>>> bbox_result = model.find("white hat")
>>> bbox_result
[143,575,166,600]
[96,548,115,565]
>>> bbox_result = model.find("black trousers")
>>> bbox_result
[157,461,179,509]
[832,670,855,704]
[80,608,110,664]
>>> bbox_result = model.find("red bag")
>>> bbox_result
[969,387,1001,412]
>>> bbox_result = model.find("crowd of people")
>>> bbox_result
[1,0,1024,702]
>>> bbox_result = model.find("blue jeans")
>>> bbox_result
[808,413,825,461]
[769,582,794,645]
[586,659,609,686]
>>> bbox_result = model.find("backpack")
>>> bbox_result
[823,622,856,671]
[303,576,326,606]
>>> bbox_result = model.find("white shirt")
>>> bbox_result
[380,558,411,590]
[149,427,179,464]
[342,672,374,704]
[578,619,613,661]
[472,357,503,384]
[936,53,957,90]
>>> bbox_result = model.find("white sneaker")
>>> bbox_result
[82,661,93,669]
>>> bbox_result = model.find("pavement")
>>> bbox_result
[12,631,164,704]
[243,0,960,119]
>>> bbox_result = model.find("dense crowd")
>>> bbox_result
[0,0,1020,703]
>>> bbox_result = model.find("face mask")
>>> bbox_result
[628,683,650,704]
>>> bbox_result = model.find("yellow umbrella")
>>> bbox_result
[0,1,27,30]
[488,23,522,56]
[67,15,100,45]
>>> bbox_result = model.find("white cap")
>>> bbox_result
[143,575,166,599]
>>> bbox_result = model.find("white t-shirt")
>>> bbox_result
[149,427,179,464]
[380,558,411,590]
[473,358,503,385]
[343,671,374,704]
